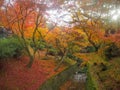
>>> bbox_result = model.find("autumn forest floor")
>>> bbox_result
[0,51,67,90]
[0,51,120,90]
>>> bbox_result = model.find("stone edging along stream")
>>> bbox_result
[38,63,79,90]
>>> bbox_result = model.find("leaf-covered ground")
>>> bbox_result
[60,80,85,90]
[0,54,66,90]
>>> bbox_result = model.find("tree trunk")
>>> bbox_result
[83,28,99,52]
[88,38,99,52]
[54,55,65,71]
[54,50,68,71]
[45,47,49,57]
[26,55,34,68]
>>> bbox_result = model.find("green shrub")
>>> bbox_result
[80,46,96,53]
[104,43,120,59]
[86,46,96,52]
[47,48,58,56]
[0,36,23,59]
[69,45,81,54]
[38,40,46,50]
[86,64,97,90]
[30,39,46,50]
[38,43,46,50]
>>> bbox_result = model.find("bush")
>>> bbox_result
[80,46,96,53]
[69,45,81,54]
[38,40,46,50]
[47,48,58,56]
[30,39,46,50]
[38,43,46,50]
[86,46,96,52]
[104,43,120,59]
[0,36,23,59]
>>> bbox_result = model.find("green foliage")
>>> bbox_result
[104,43,120,59]
[62,57,76,66]
[98,57,120,90]
[86,46,96,53]
[85,53,107,90]
[86,64,98,90]
[86,68,96,90]
[0,36,23,59]
[30,39,46,50]
[38,41,46,50]
[78,66,87,73]
[67,53,83,63]
[69,45,81,54]
[87,53,120,90]
[47,48,58,56]
[38,39,47,50]
[80,46,96,53]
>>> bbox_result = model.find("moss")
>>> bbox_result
[86,64,97,90]
[85,53,107,90]
[38,63,78,90]
[85,53,120,90]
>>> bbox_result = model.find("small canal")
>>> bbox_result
[39,56,87,90]
[60,69,87,90]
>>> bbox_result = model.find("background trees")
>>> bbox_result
[0,0,120,68]
[0,0,4,25]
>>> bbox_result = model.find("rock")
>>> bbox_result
[0,26,12,38]
[74,73,87,82]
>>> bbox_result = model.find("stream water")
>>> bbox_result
[61,72,87,90]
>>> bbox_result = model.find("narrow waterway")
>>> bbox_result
[60,71,87,90]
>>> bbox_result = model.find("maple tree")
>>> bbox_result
[0,0,120,90]
[0,0,48,68]
[58,0,120,52]
[0,0,4,25]
[0,0,119,68]
[45,27,84,71]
